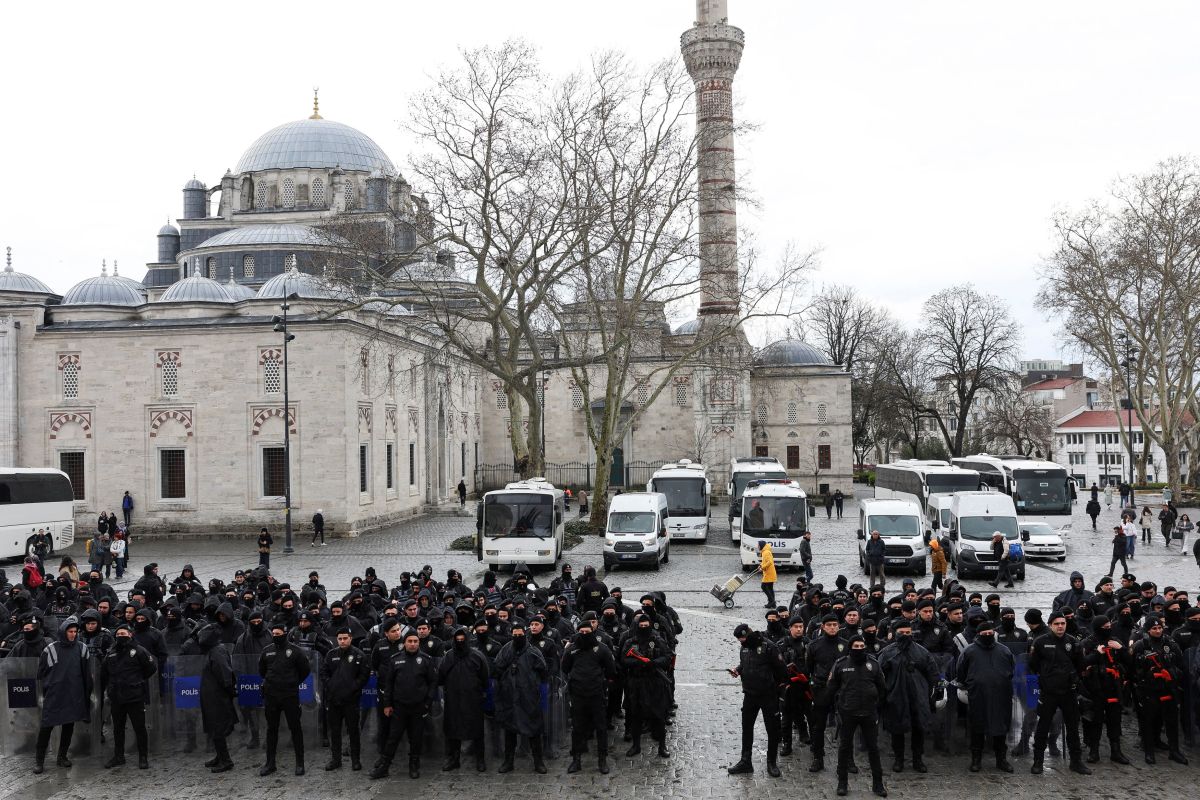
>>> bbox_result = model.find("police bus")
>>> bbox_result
[873,460,980,515]
[728,456,788,542]
[0,469,76,560]
[951,454,1072,514]
[475,478,565,572]
[646,459,710,542]
[739,479,808,569]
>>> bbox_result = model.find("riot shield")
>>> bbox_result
[540,676,568,757]
[0,657,41,756]
[231,653,265,750]
[160,655,205,754]
[297,650,321,753]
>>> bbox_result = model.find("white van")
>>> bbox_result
[948,491,1024,580]
[857,498,928,576]
[603,492,671,571]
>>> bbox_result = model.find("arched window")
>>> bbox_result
[254,183,268,210]
[344,181,356,209]
[312,177,325,206]
[282,178,296,208]
[817,403,828,424]
[285,253,297,270]
[242,255,255,278]
[787,402,798,425]
[205,257,216,278]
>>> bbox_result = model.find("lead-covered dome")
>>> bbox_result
[756,339,835,367]
[193,224,348,250]
[0,251,54,295]
[235,118,395,174]
[256,267,338,300]
[62,268,144,306]
[159,268,232,303]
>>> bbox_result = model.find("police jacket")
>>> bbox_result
[1131,635,1184,700]
[805,632,847,688]
[379,648,438,708]
[826,654,885,717]
[738,633,787,695]
[101,639,157,705]
[258,641,312,700]
[561,633,616,697]
[1081,640,1130,704]
[320,645,370,706]
[1028,632,1083,694]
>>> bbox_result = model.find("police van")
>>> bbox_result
[856,497,928,575]
[602,492,671,571]
[738,479,808,569]
[947,491,1024,580]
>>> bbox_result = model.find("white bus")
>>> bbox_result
[951,454,1072,515]
[475,478,565,571]
[873,460,980,516]
[739,479,808,569]
[728,457,788,542]
[0,469,76,560]
[646,459,711,542]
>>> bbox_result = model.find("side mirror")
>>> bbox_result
[923,530,932,544]
[1021,530,1031,542]
[950,530,959,541]
[856,528,865,540]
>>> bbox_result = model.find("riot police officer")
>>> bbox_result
[805,614,847,772]
[727,624,787,777]
[320,627,370,772]
[258,621,312,776]
[1131,614,1188,764]
[1028,611,1090,775]
[101,624,157,769]
[826,635,886,797]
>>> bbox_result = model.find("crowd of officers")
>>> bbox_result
[0,561,682,780]
[731,569,1199,796]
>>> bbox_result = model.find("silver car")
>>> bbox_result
[1020,522,1068,561]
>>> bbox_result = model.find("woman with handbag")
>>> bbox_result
[257,527,273,570]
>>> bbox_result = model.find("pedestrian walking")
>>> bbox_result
[727,624,786,777]
[311,510,325,547]
[1118,482,1129,508]
[1123,515,1138,558]
[833,489,845,519]
[1140,506,1154,545]
[930,539,947,592]
[826,635,886,797]
[121,491,133,528]
[1104,484,1114,508]
[258,621,311,776]
[33,619,92,774]
[1158,504,1177,547]
[989,532,1015,589]
[1175,513,1194,554]
[824,493,834,520]
[101,624,157,769]
[799,530,814,582]
[865,529,886,590]
[1090,483,1099,503]
[759,541,777,608]
[320,628,369,772]
[578,489,589,517]
[257,527,273,570]
[457,478,467,507]
[1085,498,1101,530]
[438,626,490,772]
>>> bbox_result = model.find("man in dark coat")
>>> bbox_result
[33,618,93,774]
[372,630,438,780]
[826,635,886,797]
[1028,610,1089,775]
[101,624,157,769]
[132,563,166,610]
[494,619,548,773]
[622,613,672,759]
[320,627,369,772]
[956,620,1015,773]
[562,617,617,774]
[258,620,312,776]
[727,623,787,777]
[438,626,491,772]
[197,625,237,772]
[878,618,938,773]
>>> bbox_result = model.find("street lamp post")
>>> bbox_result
[1117,333,1137,491]
[272,294,298,554]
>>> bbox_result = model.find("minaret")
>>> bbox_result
[682,0,743,318]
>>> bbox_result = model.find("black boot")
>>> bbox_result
[658,742,671,758]
[893,755,905,772]
[837,778,848,796]
[625,739,641,757]
[996,754,1014,773]
[873,778,888,797]
[1069,757,1092,775]
[598,752,610,774]
[567,755,582,773]
[809,755,824,772]
[1087,747,1100,764]
[295,761,305,777]
[369,759,389,779]
[969,752,982,772]
[499,737,516,773]
[727,755,754,775]
[443,746,461,772]
[56,754,71,768]
[259,761,277,777]
[205,755,221,768]
[325,758,343,771]
[1030,754,1043,774]
[104,755,125,769]
[531,739,547,774]
[767,756,781,778]
[1111,744,1131,765]
[780,739,792,757]
[1169,750,1189,765]
[409,756,420,779]
[912,755,927,773]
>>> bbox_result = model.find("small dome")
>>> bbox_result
[160,268,232,303]
[0,250,54,295]
[673,318,701,335]
[158,223,180,236]
[193,224,347,250]
[223,276,257,300]
[109,262,145,293]
[256,267,338,300]
[756,339,835,367]
[62,265,144,306]
[184,178,205,190]
[235,118,395,174]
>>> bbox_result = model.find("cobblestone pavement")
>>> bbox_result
[2,493,1198,799]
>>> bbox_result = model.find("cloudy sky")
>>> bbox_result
[4,1,1198,358]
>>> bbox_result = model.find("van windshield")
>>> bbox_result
[483,494,552,539]
[867,514,921,537]
[609,511,656,534]
[743,497,807,538]
[959,515,1019,541]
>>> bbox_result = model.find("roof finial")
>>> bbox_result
[192,263,201,278]
[4,247,11,273]
[310,87,322,120]
[229,265,236,283]
[113,259,119,277]
[101,259,108,277]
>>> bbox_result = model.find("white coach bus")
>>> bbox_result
[0,469,77,560]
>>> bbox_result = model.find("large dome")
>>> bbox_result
[256,267,339,300]
[0,253,54,295]
[62,269,144,306]
[235,118,395,174]
[194,224,348,250]
[159,269,232,303]
[756,339,835,367]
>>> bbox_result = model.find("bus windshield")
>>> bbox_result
[1012,470,1068,507]
[867,514,921,537]
[483,494,553,539]
[743,497,807,538]
[959,515,1019,541]
[654,478,706,517]
[927,473,980,494]
[733,471,787,499]
[608,511,656,534]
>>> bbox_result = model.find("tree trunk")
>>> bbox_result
[589,448,612,535]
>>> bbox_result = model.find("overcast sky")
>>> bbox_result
[5,1,1198,359]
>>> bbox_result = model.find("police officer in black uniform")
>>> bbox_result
[101,624,157,769]
[826,635,886,797]
[258,620,312,776]
[779,615,811,757]
[1028,610,1090,775]
[320,627,370,772]
[805,613,847,772]
[1131,613,1189,764]
[562,617,617,774]
[727,623,787,777]
[372,630,438,780]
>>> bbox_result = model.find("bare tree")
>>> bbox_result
[1039,157,1200,495]
[978,389,1053,457]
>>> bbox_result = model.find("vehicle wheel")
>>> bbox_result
[663,547,670,565]
[24,537,37,560]
[1057,556,1066,562]
[603,559,613,571]
[1018,569,1026,581]
[742,562,755,573]
[917,564,927,577]
[487,563,499,573]
[724,598,736,609]
[652,557,661,572]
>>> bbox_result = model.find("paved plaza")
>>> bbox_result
[2,491,1198,799]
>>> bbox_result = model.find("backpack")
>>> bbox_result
[1008,542,1024,561]
[23,564,43,589]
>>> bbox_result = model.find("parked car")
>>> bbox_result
[1020,521,1068,562]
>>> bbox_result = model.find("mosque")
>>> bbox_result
[0,1,851,537]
